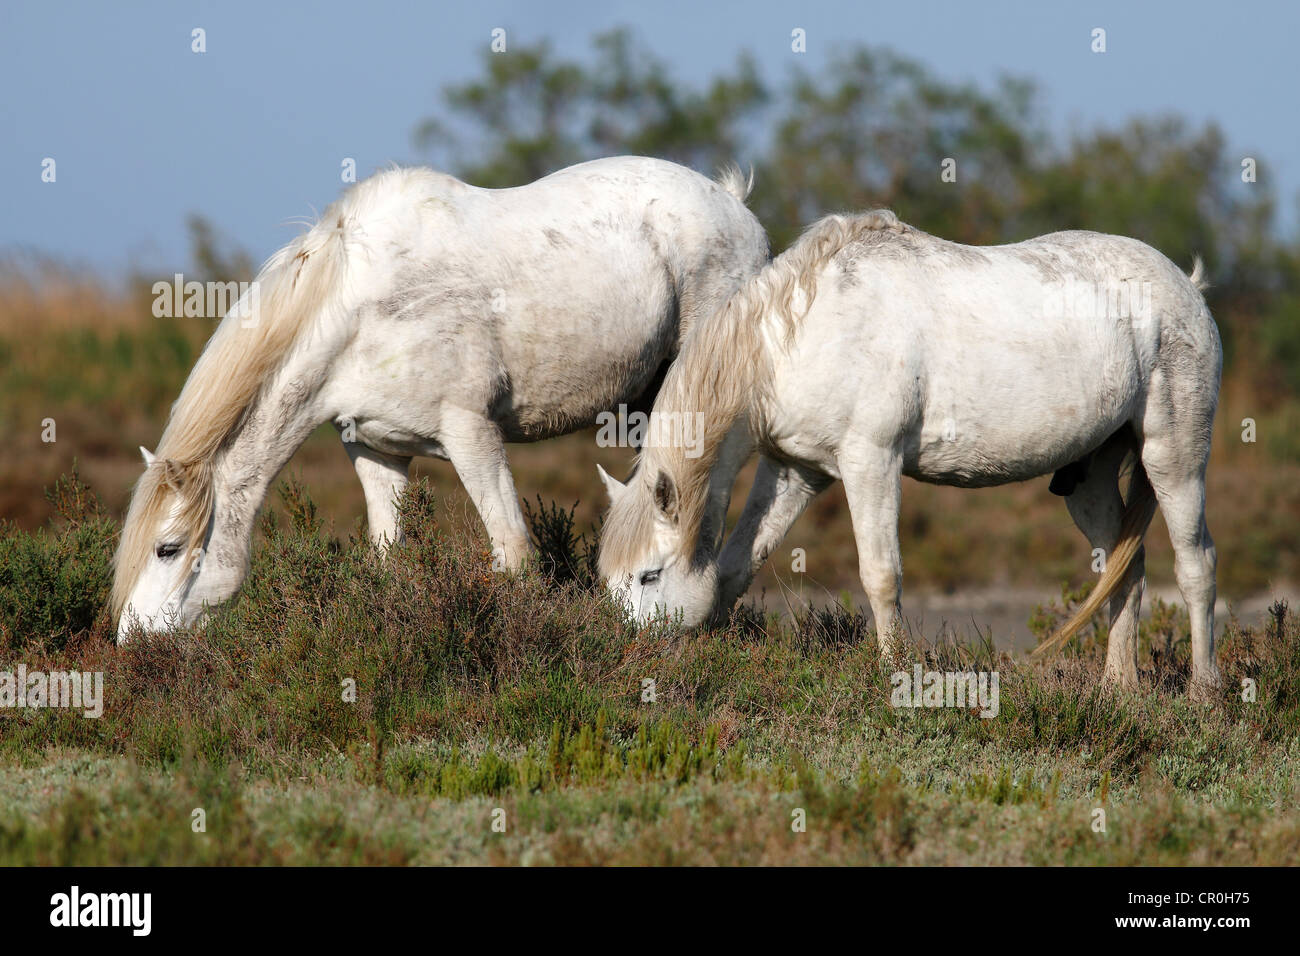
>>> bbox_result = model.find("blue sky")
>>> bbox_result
[3,0,1296,275]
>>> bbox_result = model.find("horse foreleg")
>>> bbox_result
[697,421,756,556]
[344,442,411,548]
[715,456,830,618]
[439,407,532,571]
[838,445,906,663]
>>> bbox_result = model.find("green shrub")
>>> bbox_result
[523,495,598,588]
[1,471,1298,865]
[0,468,115,650]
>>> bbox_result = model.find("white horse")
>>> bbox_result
[114,156,768,640]
[597,210,1223,699]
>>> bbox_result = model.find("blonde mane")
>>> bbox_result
[599,210,909,575]
[111,213,347,618]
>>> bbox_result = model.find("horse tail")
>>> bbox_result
[715,163,755,203]
[1032,461,1158,660]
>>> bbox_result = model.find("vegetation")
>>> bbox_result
[0,475,1297,864]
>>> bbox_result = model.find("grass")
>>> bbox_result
[1,473,1297,865]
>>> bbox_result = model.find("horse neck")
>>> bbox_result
[208,364,330,563]
[649,299,771,556]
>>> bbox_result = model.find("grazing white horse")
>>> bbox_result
[114,156,768,640]
[597,210,1223,699]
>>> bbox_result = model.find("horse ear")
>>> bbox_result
[653,471,678,519]
[139,446,156,466]
[596,464,626,502]
[160,458,185,491]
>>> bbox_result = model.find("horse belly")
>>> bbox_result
[494,259,677,441]
[910,344,1140,486]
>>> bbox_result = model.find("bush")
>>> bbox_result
[0,468,115,651]
[1,472,1299,863]
[523,495,598,589]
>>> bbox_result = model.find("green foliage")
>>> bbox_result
[522,495,598,589]
[755,49,1041,249]
[960,767,1061,808]
[0,468,114,651]
[0,316,201,426]
[1,474,1299,863]
[418,28,766,187]
[384,716,743,799]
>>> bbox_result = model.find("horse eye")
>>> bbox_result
[639,569,661,586]
[155,543,182,560]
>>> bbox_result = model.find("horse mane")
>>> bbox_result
[111,208,349,619]
[599,209,910,576]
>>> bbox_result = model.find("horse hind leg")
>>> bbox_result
[344,441,411,547]
[838,443,906,664]
[1138,395,1221,700]
[1063,433,1145,689]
